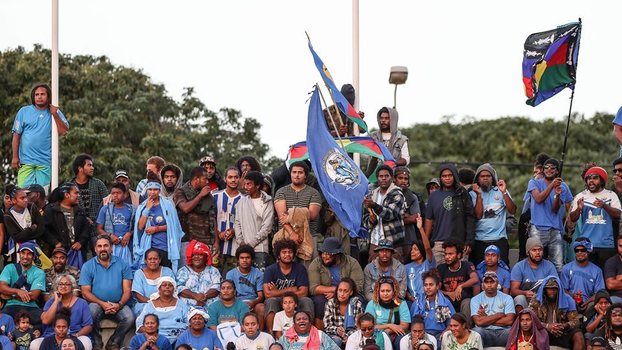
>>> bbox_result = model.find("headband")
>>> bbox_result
[145,182,162,190]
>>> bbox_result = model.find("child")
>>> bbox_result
[272,292,297,339]
[0,300,15,337]
[11,311,40,350]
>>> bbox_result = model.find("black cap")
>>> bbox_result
[25,184,46,196]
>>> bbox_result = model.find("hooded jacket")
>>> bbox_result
[528,276,580,330]
[234,190,273,254]
[160,164,183,200]
[370,107,409,162]
[506,308,549,350]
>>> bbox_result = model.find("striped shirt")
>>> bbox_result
[274,185,323,235]
[213,189,242,256]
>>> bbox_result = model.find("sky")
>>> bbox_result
[2,1,620,160]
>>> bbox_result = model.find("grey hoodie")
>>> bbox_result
[474,163,498,188]
[160,164,183,200]
[370,107,409,162]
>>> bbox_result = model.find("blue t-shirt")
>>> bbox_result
[477,268,511,290]
[263,262,309,289]
[226,267,264,301]
[0,314,15,337]
[470,188,510,241]
[176,328,223,350]
[410,293,455,335]
[12,105,69,166]
[510,259,559,292]
[79,256,132,302]
[147,204,168,250]
[613,106,622,126]
[42,297,92,336]
[365,300,411,325]
[0,335,12,350]
[206,299,250,327]
[129,333,172,350]
[571,189,621,248]
[470,291,515,330]
[0,263,46,308]
[328,265,341,287]
[96,204,133,236]
[560,261,606,302]
[426,190,455,242]
[527,178,573,231]
[405,258,436,299]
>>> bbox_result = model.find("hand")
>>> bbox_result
[16,290,31,302]
[145,226,158,235]
[146,198,155,210]
[33,330,41,338]
[594,198,605,208]
[363,197,375,208]
[471,183,481,194]
[577,197,584,210]
[555,186,563,195]
[53,291,62,303]
[463,245,471,257]
[389,324,406,336]
[323,291,335,300]
[121,233,131,247]
[278,213,288,226]
[338,124,348,137]
[290,232,302,244]
[71,242,82,250]
[226,228,235,241]
[50,104,59,115]
[267,282,276,291]
[31,224,38,230]
[454,285,463,301]
[477,304,487,316]
[11,157,20,169]
[199,185,211,198]
[336,326,346,337]
[552,177,562,188]
[497,179,507,193]
[110,234,120,245]
[525,291,535,299]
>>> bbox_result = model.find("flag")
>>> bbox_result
[307,38,368,132]
[522,21,581,106]
[306,87,369,238]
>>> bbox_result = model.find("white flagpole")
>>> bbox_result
[352,0,361,166]
[51,0,59,189]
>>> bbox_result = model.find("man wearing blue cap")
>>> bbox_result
[0,242,46,329]
[476,245,511,294]
[560,237,605,312]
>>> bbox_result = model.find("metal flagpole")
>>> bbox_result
[558,89,575,178]
[51,0,60,189]
[352,0,361,166]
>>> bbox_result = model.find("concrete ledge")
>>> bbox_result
[100,319,135,347]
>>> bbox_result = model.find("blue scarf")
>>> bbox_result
[133,196,184,272]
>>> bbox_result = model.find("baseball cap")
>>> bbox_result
[199,155,216,166]
[25,184,46,196]
[18,242,36,254]
[482,271,499,282]
[114,170,130,179]
[373,239,395,252]
[52,247,68,256]
[484,245,501,256]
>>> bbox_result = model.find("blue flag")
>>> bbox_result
[307,87,369,238]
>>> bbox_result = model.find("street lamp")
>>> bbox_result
[389,66,408,109]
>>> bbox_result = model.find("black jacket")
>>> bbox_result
[43,202,91,252]
[438,163,476,246]
[3,203,45,244]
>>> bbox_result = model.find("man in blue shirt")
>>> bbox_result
[560,238,606,313]
[79,235,134,350]
[226,244,265,328]
[11,83,69,188]
[471,271,515,347]
[527,158,573,272]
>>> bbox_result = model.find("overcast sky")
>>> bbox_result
[3,1,620,159]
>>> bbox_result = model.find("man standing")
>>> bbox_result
[470,271,515,347]
[160,163,183,201]
[470,163,516,265]
[213,167,242,275]
[363,165,406,262]
[199,155,225,192]
[102,170,140,208]
[234,170,273,270]
[527,158,573,272]
[393,166,422,258]
[560,238,605,312]
[71,154,108,241]
[135,156,166,199]
[173,167,217,267]
[437,239,480,318]
[11,83,69,188]
[612,106,622,157]
[569,166,621,266]
[25,184,47,214]
[611,158,622,239]
[425,164,475,264]
[369,107,409,166]
[363,239,406,301]
[80,235,134,350]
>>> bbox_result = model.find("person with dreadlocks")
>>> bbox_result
[593,303,622,350]
[365,276,411,350]
[528,276,583,350]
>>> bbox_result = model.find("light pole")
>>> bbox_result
[389,66,408,109]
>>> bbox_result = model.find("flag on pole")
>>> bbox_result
[307,87,369,238]
[522,21,581,107]
[307,38,368,132]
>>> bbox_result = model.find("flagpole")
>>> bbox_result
[51,0,59,189]
[558,89,575,178]
[317,85,346,148]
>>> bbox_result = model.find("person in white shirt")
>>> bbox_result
[399,317,437,350]
[235,312,275,350]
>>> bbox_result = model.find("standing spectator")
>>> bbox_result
[136,156,166,199]
[475,245,511,295]
[569,166,621,266]
[363,165,406,262]
[159,164,183,201]
[176,240,221,308]
[613,106,622,157]
[363,240,406,301]
[236,156,262,192]
[470,272,515,347]
[611,158,622,239]
[518,153,550,261]
[102,170,140,208]
[424,164,475,264]
[527,158,573,272]
[11,83,69,188]
[79,235,134,350]
[560,238,606,312]
[604,236,622,303]
[394,166,422,261]
[469,163,516,265]
[199,155,225,192]
[234,170,274,269]
[213,166,242,275]
[405,216,435,306]
[95,182,134,266]
[369,107,409,166]
[71,154,108,239]
[437,239,480,320]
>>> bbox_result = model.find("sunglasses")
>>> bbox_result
[543,165,557,170]
[574,248,587,253]
[361,326,374,332]
[614,168,622,173]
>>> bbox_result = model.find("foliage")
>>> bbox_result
[0,45,279,191]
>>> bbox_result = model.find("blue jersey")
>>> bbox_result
[12,105,68,166]
[213,190,242,256]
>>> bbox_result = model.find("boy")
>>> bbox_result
[11,311,39,350]
[96,182,134,264]
[272,292,297,339]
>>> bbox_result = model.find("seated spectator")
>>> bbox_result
[344,312,392,350]
[96,182,135,266]
[475,245,510,294]
[277,310,340,350]
[176,240,221,308]
[132,248,175,316]
[589,336,607,350]
[528,276,583,350]
[593,304,622,349]
[505,309,549,350]
[561,238,605,313]
[225,245,265,328]
[510,237,558,310]
[272,292,297,339]
[37,274,92,350]
[129,313,171,350]
[437,239,480,320]
[410,269,454,340]
[0,299,15,337]
[176,309,223,350]
[323,278,364,347]
[136,276,189,344]
[3,186,45,260]
[604,236,622,304]
[43,247,80,301]
[79,235,134,350]
[11,311,39,350]
[234,312,275,349]
[365,276,411,349]
[584,290,612,339]
[38,309,85,350]
[440,313,483,350]
[309,237,364,328]
[206,279,249,345]
[405,218,435,306]
[470,271,515,347]
[399,316,437,350]
[363,240,406,301]
[411,340,434,350]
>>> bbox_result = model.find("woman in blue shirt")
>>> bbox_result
[129,314,171,350]
[132,248,175,316]
[409,269,454,342]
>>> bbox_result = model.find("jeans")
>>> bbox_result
[529,226,563,272]
[471,327,510,347]
[89,303,135,347]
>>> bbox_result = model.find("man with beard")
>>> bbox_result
[469,163,516,265]
[308,237,364,328]
[43,247,80,301]
[213,167,242,275]
[0,243,46,329]
[79,235,134,350]
[393,166,422,258]
[174,167,217,268]
[369,107,409,166]
[199,155,225,192]
[207,279,250,345]
[612,158,622,238]
[71,154,108,226]
[569,166,622,266]
[529,276,584,350]
[362,239,406,301]
[263,239,314,332]
[604,236,622,304]
[560,237,606,313]
[506,309,549,350]
[470,271,515,347]
[593,303,622,350]
[363,165,406,262]
[527,158,573,272]
[510,237,558,311]
[475,245,511,294]
[11,83,69,188]
[437,238,480,319]
[424,164,475,264]
[160,163,183,201]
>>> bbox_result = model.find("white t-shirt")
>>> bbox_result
[370,192,386,245]
[234,331,275,350]
[399,333,437,350]
[272,310,293,332]
[345,330,393,350]
[10,207,32,229]
[252,197,266,217]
